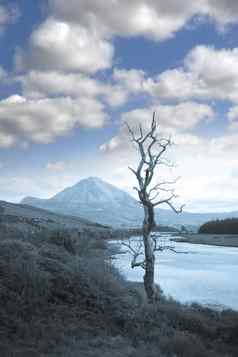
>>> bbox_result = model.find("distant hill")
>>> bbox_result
[0,199,107,229]
[21,177,238,228]
[199,218,238,234]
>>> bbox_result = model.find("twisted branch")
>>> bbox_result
[126,112,185,214]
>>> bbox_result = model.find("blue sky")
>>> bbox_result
[1,0,238,212]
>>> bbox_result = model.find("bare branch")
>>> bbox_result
[128,166,137,177]
[148,177,180,196]
[153,139,171,167]
[152,192,185,212]
[152,193,178,207]
[125,122,137,142]
[151,234,189,254]
[125,111,184,302]
[165,201,185,214]
[150,187,175,202]
[121,239,145,269]
[157,158,175,168]
[139,124,144,140]
[133,186,140,193]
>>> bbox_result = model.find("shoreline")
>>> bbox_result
[108,232,238,248]
[171,233,238,248]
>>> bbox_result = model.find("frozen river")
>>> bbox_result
[111,233,238,310]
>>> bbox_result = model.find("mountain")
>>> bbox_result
[22,177,144,228]
[21,177,238,229]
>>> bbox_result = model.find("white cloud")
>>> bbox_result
[100,102,214,153]
[209,133,238,154]
[46,161,66,172]
[0,95,108,147]
[174,131,238,212]
[150,46,238,102]
[108,45,238,105]
[100,136,123,153]
[202,0,238,26]
[0,172,78,202]
[105,87,129,108]
[49,0,191,41]
[123,102,214,131]
[19,70,108,99]
[18,69,129,107]
[113,68,149,93]
[49,0,238,41]
[16,17,114,74]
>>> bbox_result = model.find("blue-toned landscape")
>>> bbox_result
[1,1,238,356]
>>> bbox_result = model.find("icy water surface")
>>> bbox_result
[111,233,238,310]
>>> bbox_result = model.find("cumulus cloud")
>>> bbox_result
[13,3,238,140]
[113,68,149,93]
[16,1,238,78]
[100,102,214,153]
[16,17,114,73]
[108,45,238,105]
[19,70,108,99]
[111,46,238,104]
[49,0,238,41]
[150,46,238,102]
[203,0,238,26]
[123,102,214,131]
[0,95,108,147]
[17,69,128,107]
[49,0,192,41]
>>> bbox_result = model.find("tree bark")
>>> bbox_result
[143,203,156,303]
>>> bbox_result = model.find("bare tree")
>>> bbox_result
[126,112,184,303]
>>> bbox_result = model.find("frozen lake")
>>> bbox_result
[111,233,238,310]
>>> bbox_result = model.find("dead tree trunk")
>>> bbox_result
[126,112,184,303]
[143,203,155,302]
